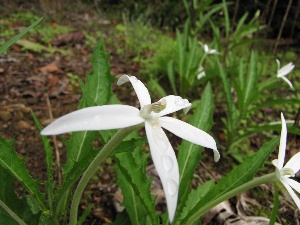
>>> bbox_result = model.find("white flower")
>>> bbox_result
[272,113,300,209]
[197,69,206,80]
[198,41,218,55]
[276,59,294,89]
[41,75,220,222]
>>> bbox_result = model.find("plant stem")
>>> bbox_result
[184,173,277,225]
[0,199,27,225]
[69,124,143,225]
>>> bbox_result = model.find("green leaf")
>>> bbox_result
[217,60,238,141]
[114,147,159,225]
[84,38,112,106]
[176,83,215,218]
[31,111,54,209]
[242,51,258,115]
[0,166,40,225]
[54,138,146,207]
[0,17,43,53]
[250,99,300,113]
[0,137,47,210]
[177,180,214,222]
[181,137,280,224]
[63,38,113,174]
[269,184,279,225]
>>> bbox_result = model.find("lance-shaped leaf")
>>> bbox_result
[0,17,43,53]
[0,166,41,225]
[84,38,112,106]
[31,111,54,208]
[0,137,47,210]
[114,147,159,225]
[55,138,146,204]
[181,137,280,224]
[176,82,215,217]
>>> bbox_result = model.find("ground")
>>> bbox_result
[0,1,299,225]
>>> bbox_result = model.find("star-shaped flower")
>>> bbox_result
[272,113,300,209]
[198,41,218,55]
[41,75,220,222]
[276,59,294,89]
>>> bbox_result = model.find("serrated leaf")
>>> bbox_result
[55,138,146,205]
[0,166,40,225]
[179,180,215,221]
[64,38,113,175]
[84,38,112,106]
[181,137,279,224]
[31,111,54,208]
[115,147,159,225]
[0,137,47,210]
[176,83,214,217]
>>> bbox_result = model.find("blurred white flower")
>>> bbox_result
[41,75,220,222]
[276,59,294,89]
[197,69,206,80]
[272,113,300,209]
[198,41,218,55]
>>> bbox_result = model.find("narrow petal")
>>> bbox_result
[208,49,218,54]
[41,105,144,135]
[145,121,179,222]
[276,59,280,73]
[281,178,300,209]
[159,116,220,162]
[117,75,151,108]
[277,62,295,77]
[280,76,294,89]
[284,152,300,174]
[277,113,287,169]
[284,178,300,194]
[152,95,191,117]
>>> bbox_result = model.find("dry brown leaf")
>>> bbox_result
[203,201,237,225]
[237,192,261,216]
[224,216,281,225]
[37,62,62,73]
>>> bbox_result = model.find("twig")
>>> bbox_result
[264,0,278,39]
[273,0,293,54]
[46,94,62,185]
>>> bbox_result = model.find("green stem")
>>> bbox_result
[69,124,143,225]
[184,173,277,225]
[0,199,27,225]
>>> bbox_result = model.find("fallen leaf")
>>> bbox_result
[38,63,62,73]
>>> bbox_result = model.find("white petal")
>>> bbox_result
[41,105,144,135]
[276,59,281,72]
[277,62,295,77]
[284,152,300,174]
[204,44,209,53]
[284,178,300,194]
[152,95,191,117]
[197,71,206,80]
[281,178,300,209]
[117,75,151,108]
[208,49,218,54]
[280,76,294,89]
[145,121,179,222]
[277,113,287,169]
[159,116,220,162]
[272,159,280,169]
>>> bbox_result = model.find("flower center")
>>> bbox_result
[140,99,167,119]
